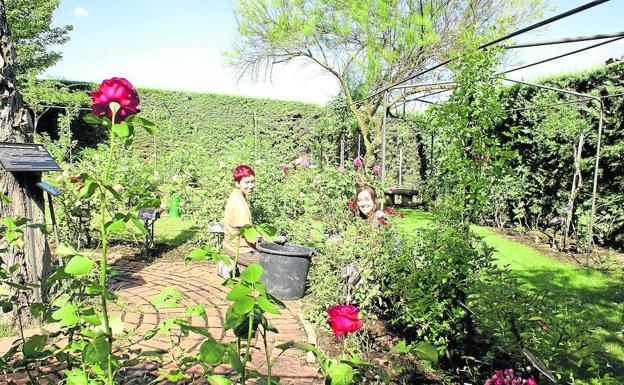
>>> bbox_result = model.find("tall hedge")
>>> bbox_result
[490,62,624,250]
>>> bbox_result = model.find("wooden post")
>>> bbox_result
[253,111,258,162]
[46,192,59,245]
[381,92,388,209]
[340,134,345,167]
[398,147,403,187]
[586,101,605,264]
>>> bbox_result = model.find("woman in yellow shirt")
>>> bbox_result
[218,165,259,278]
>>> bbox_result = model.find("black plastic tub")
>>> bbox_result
[256,242,315,300]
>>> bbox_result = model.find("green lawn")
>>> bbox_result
[394,210,624,382]
[108,216,203,245]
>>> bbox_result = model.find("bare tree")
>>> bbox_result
[230,0,545,166]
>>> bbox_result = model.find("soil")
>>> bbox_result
[316,319,445,384]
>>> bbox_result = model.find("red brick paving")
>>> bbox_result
[0,255,322,385]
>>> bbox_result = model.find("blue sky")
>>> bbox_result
[46,0,624,104]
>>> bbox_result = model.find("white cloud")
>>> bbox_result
[73,6,88,18]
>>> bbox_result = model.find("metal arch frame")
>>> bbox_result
[504,78,607,263]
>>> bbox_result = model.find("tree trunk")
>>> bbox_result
[0,1,51,303]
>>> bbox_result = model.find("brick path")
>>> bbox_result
[1,255,322,384]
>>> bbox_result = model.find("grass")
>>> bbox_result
[107,215,203,246]
[394,210,624,382]
[0,322,16,338]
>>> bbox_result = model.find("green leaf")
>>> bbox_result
[83,336,110,365]
[23,334,47,358]
[328,363,354,385]
[108,316,124,335]
[1,301,12,313]
[412,342,438,364]
[65,368,89,385]
[198,338,225,365]
[135,198,161,209]
[226,284,252,301]
[64,255,94,276]
[143,328,158,340]
[224,306,244,330]
[48,268,72,282]
[129,215,149,236]
[77,180,98,199]
[177,322,214,337]
[236,224,258,243]
[140,350,167,357]
[103,185,123,201]
[0,193,10,205]
[56,242,79,257]
[112,121,131,138]
[127,115,158,135]
[52,303,79,327]
[104,219,125,234]
[240,263,263,284]
[256,224,278,242]
[226,347,245,373]
[152,286,183,309]
[29,303,45,318]
[391,340,410,354]
[257,296,280,314]
[184,248,209,265]
[207,375,232,385]
[81,307,101,326]
[83,114,103,125]
[233,296,254,315]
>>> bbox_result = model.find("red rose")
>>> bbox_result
[347,199,356,210]
[90,77,140,123]
[327,305,363,337]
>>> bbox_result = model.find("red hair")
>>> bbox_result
[233,165,255,182]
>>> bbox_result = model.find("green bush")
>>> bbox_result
[386,205,495,352]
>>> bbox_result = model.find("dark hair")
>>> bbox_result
[355,185,378,222]
[233,165,255,182]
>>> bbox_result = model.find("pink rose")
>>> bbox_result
[355,178,363,186]
[90,77,140,123]
[337,166,345,173]
[327,305,363,337]
[282,166,290,174]
[353,157,363,169]
[383,206,404,218]
[372,164,382,176]
[526,379,537,385]
[347,200,356,210]
[389,186,398,193]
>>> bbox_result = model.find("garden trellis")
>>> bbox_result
[365,0,624,257]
